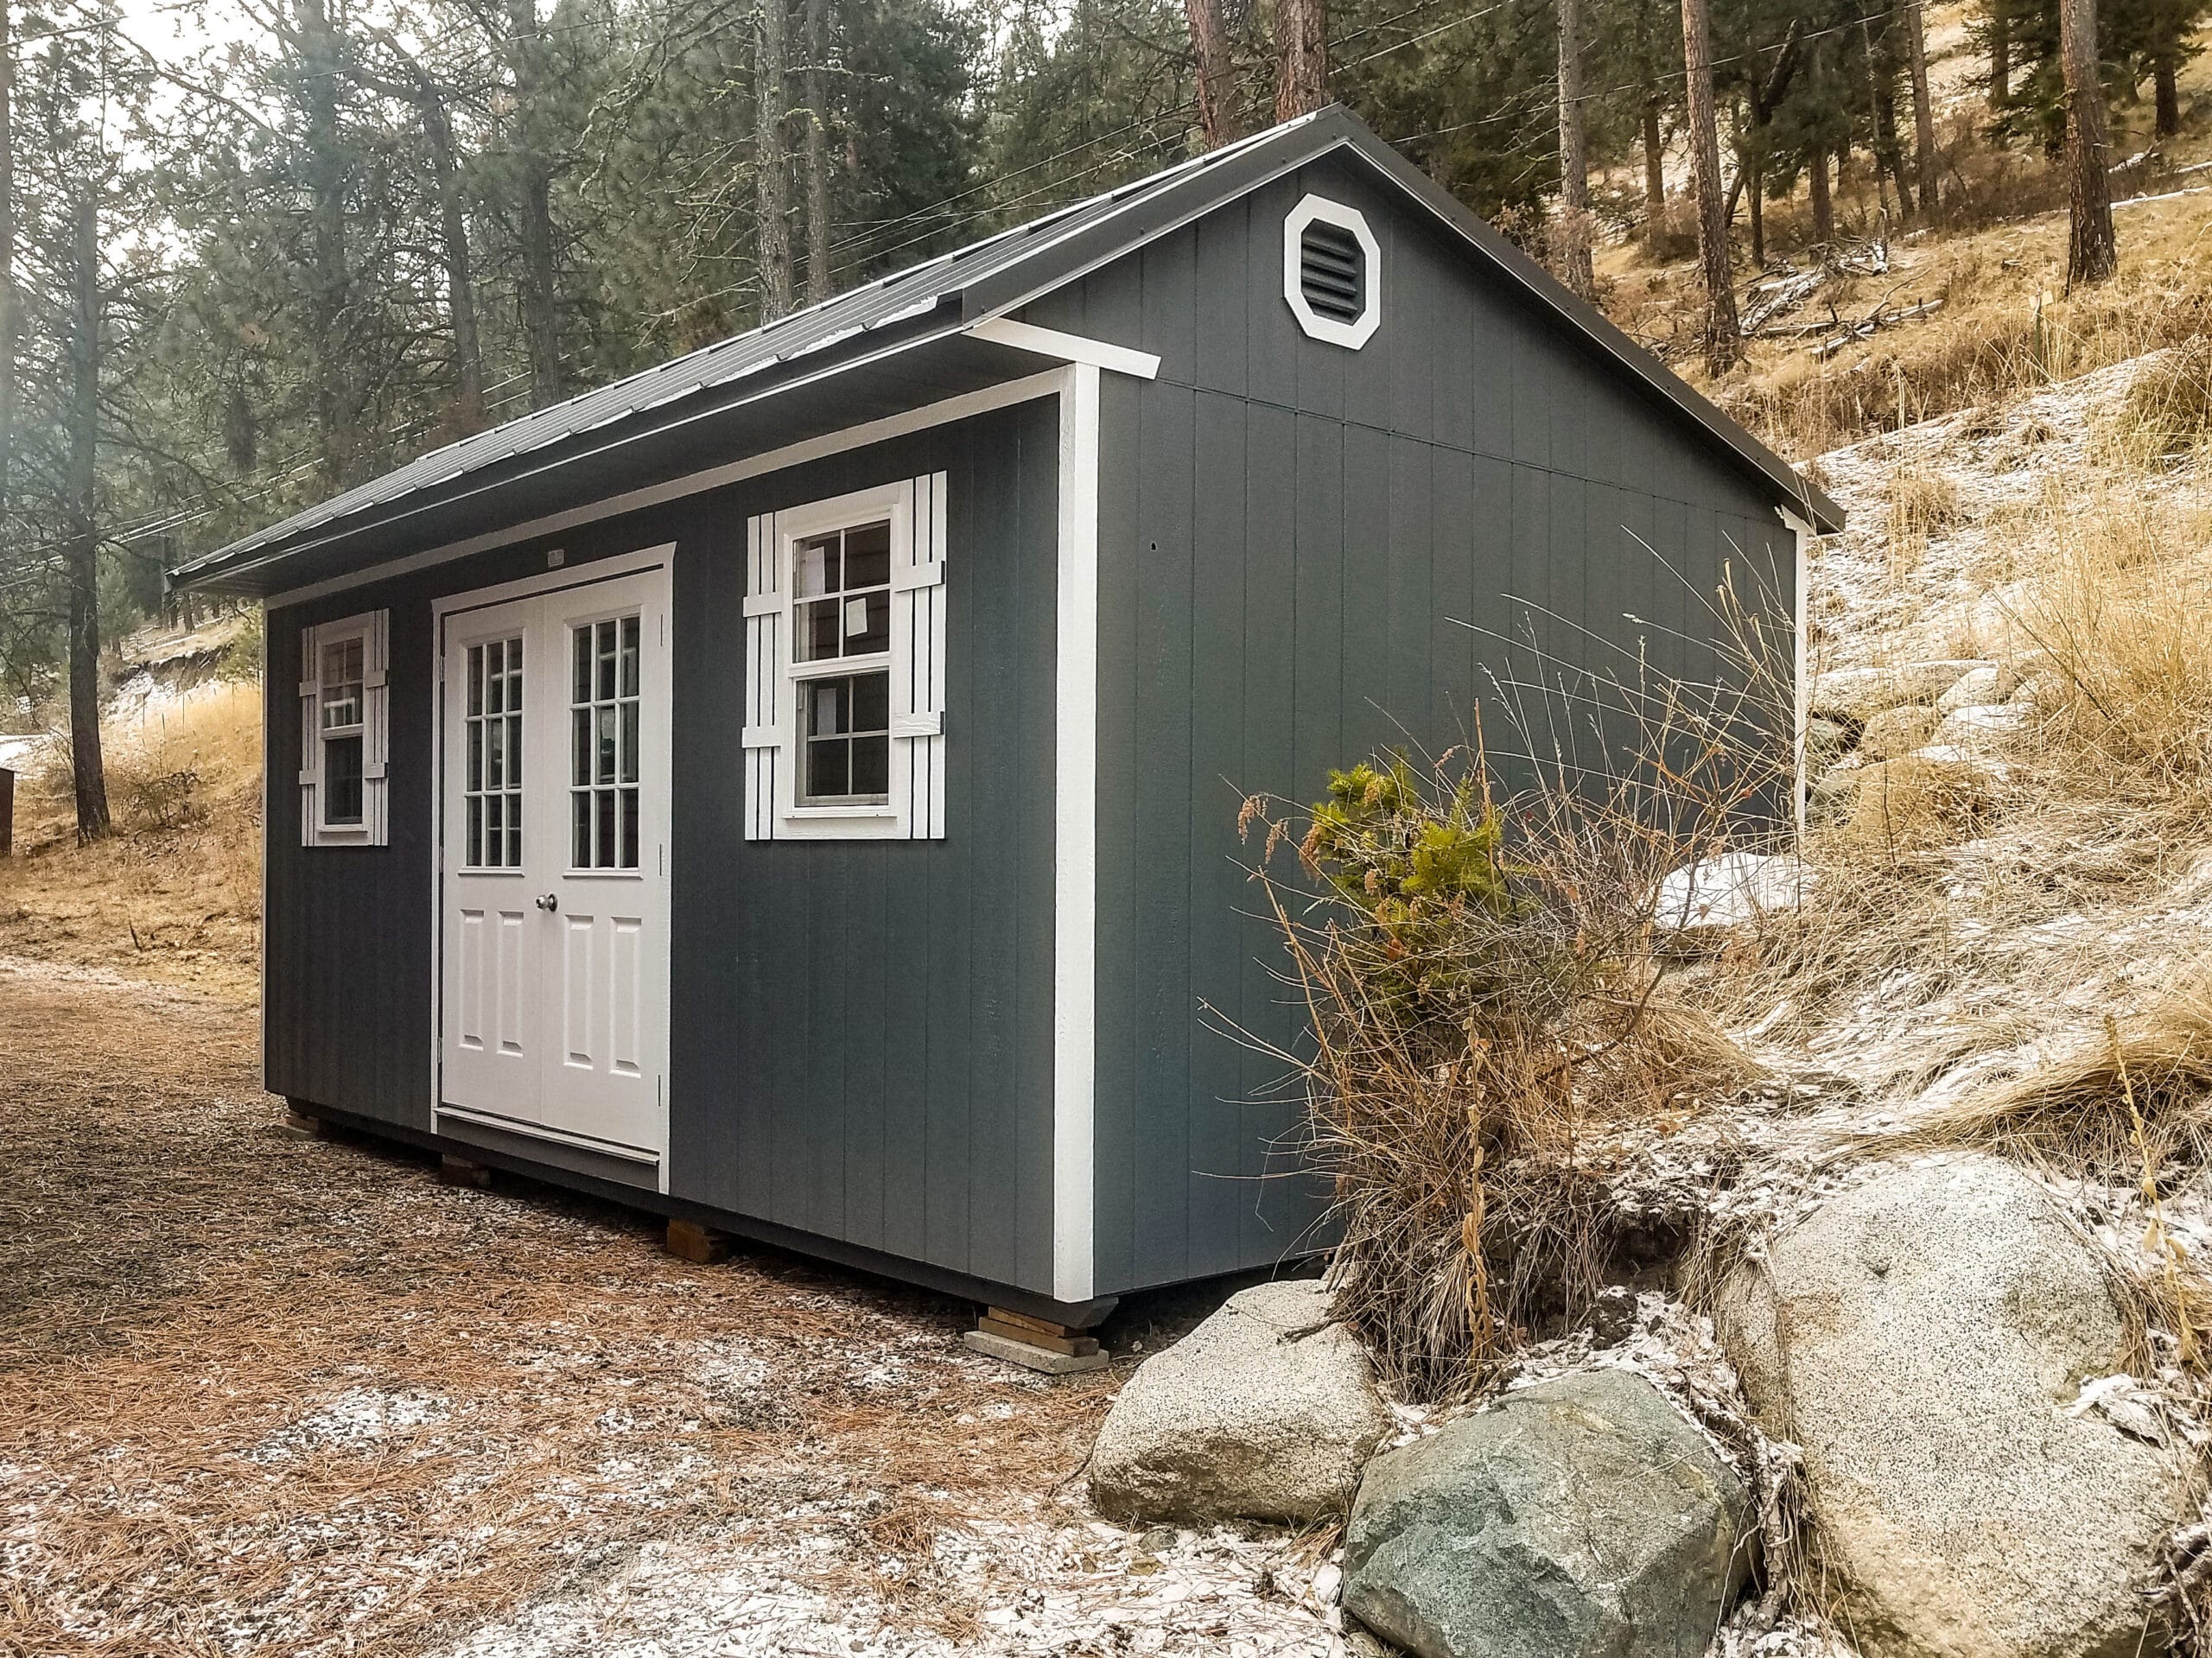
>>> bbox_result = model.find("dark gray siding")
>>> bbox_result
[267,398,1062,1298]
[1026,154,1798,1297]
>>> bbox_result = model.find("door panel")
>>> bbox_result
[437,562,671,1169]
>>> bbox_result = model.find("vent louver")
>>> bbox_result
[1298,219,1366,324]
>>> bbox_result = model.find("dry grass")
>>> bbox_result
[0,965,1117,1655]
[1885,463,1961,578]
[0,681,262,998]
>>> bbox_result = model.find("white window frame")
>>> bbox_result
[742,475,948,841]
[298,609,390,847]
[1284,194,1382,351]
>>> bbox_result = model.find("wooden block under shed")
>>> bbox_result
[437,1154,494,1189]
[279,1107,334,1140]
[665,1218,733,1264]
[986,1305,1083,1340]
[978,1316,1098,1357]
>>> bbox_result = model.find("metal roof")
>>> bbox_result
[172,106,1839,594]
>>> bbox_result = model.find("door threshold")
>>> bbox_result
[434,1102,662,1165]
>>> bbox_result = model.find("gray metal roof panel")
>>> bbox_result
[173,108,1835,588]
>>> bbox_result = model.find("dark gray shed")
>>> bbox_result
[172,107,1839,1329]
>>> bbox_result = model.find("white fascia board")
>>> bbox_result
[964,317,1160,381]
[263,367,1071,612]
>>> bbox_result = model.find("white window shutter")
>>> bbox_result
[892,471,949,840]
[364,609,391,845]
[297,623,321,848]
[741,511,785,840]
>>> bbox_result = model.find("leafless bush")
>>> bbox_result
[1237,576,1796,1402]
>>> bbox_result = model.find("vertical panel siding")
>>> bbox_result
[1036,153,1802,1296]
[268,398,1062,1299]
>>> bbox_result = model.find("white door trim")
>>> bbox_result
[429,546,677,1191]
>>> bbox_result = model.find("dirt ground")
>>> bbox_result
[0,958,1340,1657]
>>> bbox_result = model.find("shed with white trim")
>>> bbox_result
[171,106,1839,1330]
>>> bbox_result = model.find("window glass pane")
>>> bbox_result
[847,591,890,657]
[507,796,522,869]
[596,787,615,868]
[467,720,482,792]
[851,734,889,797]
[596,705,616,784]
[620,702,639,785]
[485,791,503,842]
[798,597,841,663]
[844,522,891,589]
[796,536,838,598]
[572,708,589,786]
[597,621,616,701]
[621,617,639,697]
[853,670,889,733]
[808,677,847,737]
[324,733,364,824]
[467,645,483,716]
[507,714,522,787]
[620,788,639,869]
[807,738,849,799]
[573,625,590,704]
[467,797,482,867]
[573,791,590,868]
[486,715,504,789]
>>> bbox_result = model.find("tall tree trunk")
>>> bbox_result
[1556,0,1592,295]
[506,0,563,407]
[1989,0,2010,105]
[1905,0,1938,217]
[0,0,14,528]
[1642,100,1667,237]
[420,87,484,430]
[297,0,353,486]
[1186,0,1241,149]
[2152,0,2182,137]
[66,194,109,843]
[1681,0,1738,372]
[2062,0,2117,285]
[1809,140,1833,245]
[755,0,793,321]
[803,0,832,302]
[1274,0,1325,122]
[1871,16,1915,219]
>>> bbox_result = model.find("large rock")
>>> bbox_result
[1716,1154,2191,1658]
[1811,661,1987,724]
[1937,664,2021,714]
[1342,1369,1755,1658]
[1857,702,1942,760]
[1088,1280,1391,1524]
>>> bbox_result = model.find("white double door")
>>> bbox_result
[437,561,672,1169]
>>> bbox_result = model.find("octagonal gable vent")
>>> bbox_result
[1283,195,1382,350]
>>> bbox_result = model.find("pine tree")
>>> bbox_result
[2063,0,2117,284]
[1681,0,1738,371]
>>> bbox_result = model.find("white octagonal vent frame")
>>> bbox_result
[1283,194,1382,350]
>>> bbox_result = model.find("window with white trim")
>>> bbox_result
[298,610,391,847]
[742,474,947,840]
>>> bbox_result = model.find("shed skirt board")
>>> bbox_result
[435,559,674,1181]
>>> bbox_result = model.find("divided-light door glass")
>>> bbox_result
[571,616,641,868]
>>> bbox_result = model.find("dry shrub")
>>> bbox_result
[1836,754,1994,851]
[1240,585,1795,1401]
[1885,462,1961,576]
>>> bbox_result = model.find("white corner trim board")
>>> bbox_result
[1283,194,1382,351]
[1052,361,1101,1305]
[964,317,1161,381]
[1778,504,1816,843]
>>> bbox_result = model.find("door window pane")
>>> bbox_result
[462,637,524,867]
[569,613,642,869]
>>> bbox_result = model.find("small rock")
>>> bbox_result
[1857,702,1941,760]
[1810,661,1986,724]
[1589,1285,1640,1346]
[1136,1526,1179,1557]
[1089,1280,1392,1525]
[1341,1369,1755,1658]
[1931,700,2031,752]
[1715,1154,2193,1658]
[1937,664,2020,713]
[1805,716,1854,773]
